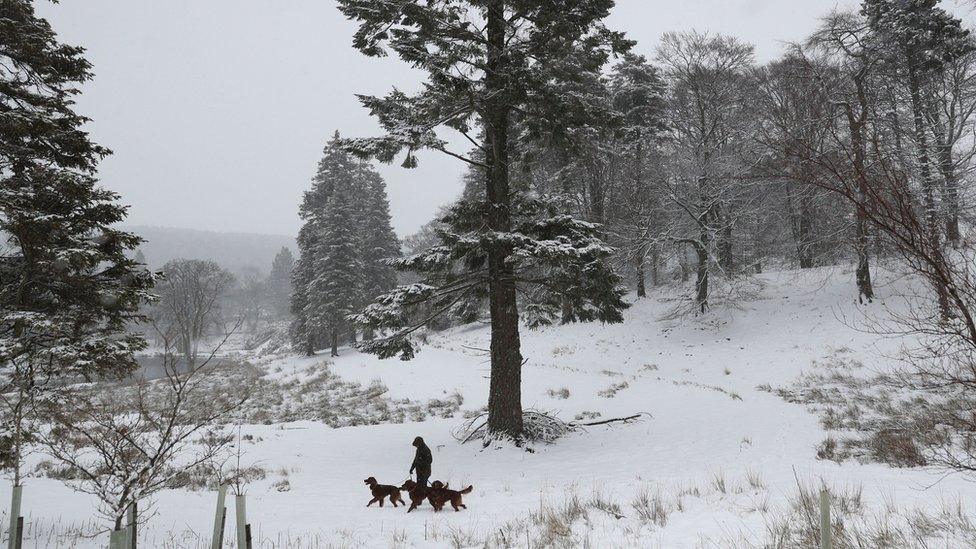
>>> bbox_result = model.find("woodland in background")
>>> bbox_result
[7,0,976,523]
[336,0,976,443]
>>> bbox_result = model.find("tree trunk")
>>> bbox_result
[484,0,523,439]
[908,68,948,317]
[650,246,660,287]
[696,172,711,311]
[786,179,816,269]
[559,146,574,324]
[678,245,689,282]
[928,104,960,246]
[588,163,606,225]
[845,77,874,303]
[717,206,734,276]
[634,141,647,299]
[635,255,646,298]
[330,327,338,357]
[693,240,709,314]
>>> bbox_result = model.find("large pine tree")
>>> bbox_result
[357,168,401,318]
[291,133,358,354]
[338,0,631,439]
[292,132,401,355]
[306,187,363,357]
[0,0,153,485]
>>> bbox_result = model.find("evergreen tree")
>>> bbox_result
[306,186,363,356]
[268,246,295,319]
[289,236,315,355]
[861,0,973,317]
[291,132,359,353]
[0,0,153,485]
[358,168,401,316]
[292,132,397,354]
[338,0,632,439]
[606,53,668,297]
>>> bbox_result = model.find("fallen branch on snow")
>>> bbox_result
[452,410,650,445]
[569,413,650,427]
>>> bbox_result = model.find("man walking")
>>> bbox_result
[409,436,432,488]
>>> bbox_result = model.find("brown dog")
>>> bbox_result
[399,479,427,512]
[364,477,404,508]
[427,480,473,512]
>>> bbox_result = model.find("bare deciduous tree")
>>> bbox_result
[36,329,246,534]
[154,259,235,367]
[656,31,757,312]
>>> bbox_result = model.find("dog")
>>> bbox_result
[399,479,428,512]
[426,480,473,512]
[364,476,405,508]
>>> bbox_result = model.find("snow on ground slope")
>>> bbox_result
[5,266,976,548]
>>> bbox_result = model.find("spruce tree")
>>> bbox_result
[306,186,363,356]
[338,0,632,438]
[292,132,397,354]
[357,168,401,323]
[607,54,667,297]
[291,132,359,353]
[0,0,153,485]
[290,227,316,355]
[269,246,295,319]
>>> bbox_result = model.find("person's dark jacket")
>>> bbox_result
[410,436,432,476]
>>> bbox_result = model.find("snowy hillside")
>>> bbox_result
[5,267,976,548]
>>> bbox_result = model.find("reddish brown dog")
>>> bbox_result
[399,479,427,512]
[364,477,405,508]
[427,480,473,512]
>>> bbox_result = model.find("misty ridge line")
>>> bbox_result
[124,224,297,275]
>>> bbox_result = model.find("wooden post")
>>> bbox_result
[127,501,137,549]
[7,484,21,549]
[14,517,22,549]
[820,489,832,549]
[244,524,252,549]
[211,484,227,549]
[234,494,247,549]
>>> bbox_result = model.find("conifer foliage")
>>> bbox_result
[0,0,154,480]
[291,133,400,356]
[268,247,295,319]
[337,0,632,439]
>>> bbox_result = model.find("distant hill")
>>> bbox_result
[126,225,296,275]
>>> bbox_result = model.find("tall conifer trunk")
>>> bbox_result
[908,67,949,317]
[928,104,961,245]
[484,0,523,438]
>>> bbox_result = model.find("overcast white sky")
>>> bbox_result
[36,0,970,237]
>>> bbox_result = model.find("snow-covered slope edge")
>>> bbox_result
[5,266,976,548]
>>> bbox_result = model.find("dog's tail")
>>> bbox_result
[460,485,473,494]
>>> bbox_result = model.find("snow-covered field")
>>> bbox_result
[6,266,976,548]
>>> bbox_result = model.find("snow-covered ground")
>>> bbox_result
[5,266,976,548]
